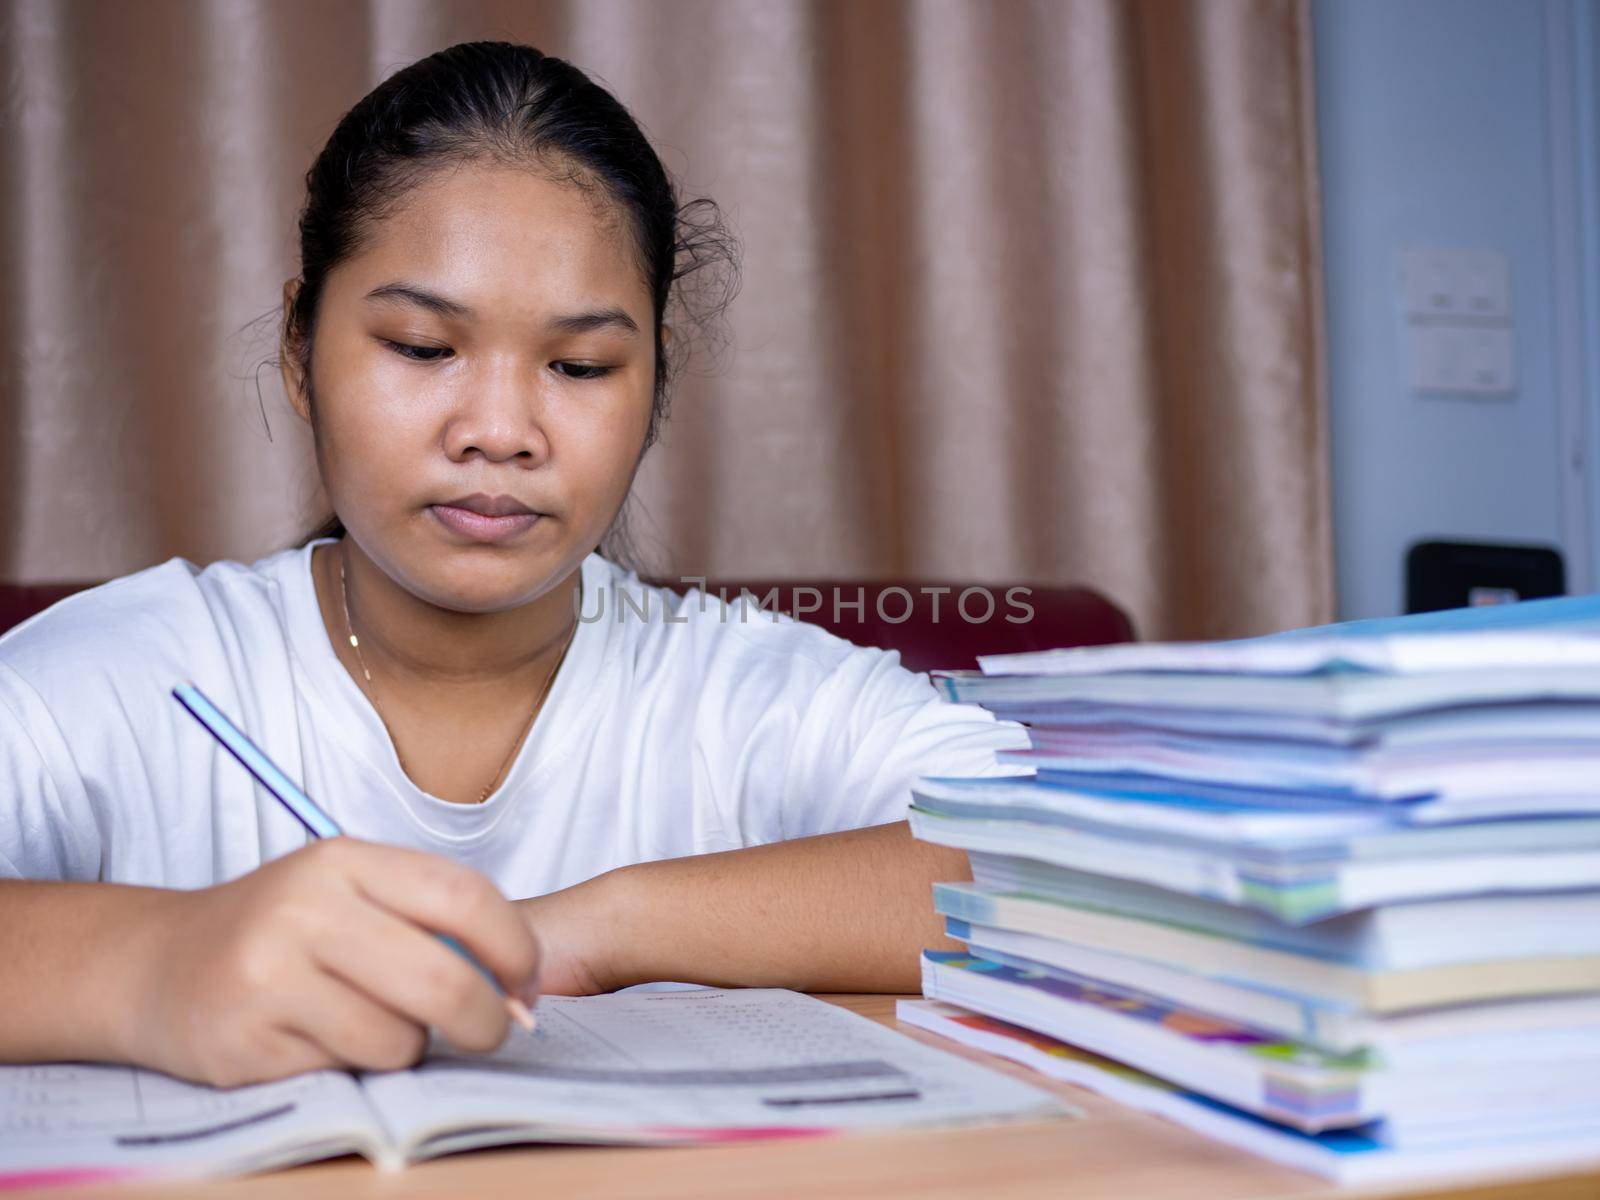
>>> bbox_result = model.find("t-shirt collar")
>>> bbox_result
[277,537,613,840]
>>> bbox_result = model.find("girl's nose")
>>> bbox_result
[441,361,550,466]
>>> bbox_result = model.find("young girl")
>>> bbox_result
[0,42,1023,1089]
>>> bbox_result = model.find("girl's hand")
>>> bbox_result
[123,838,541,1088]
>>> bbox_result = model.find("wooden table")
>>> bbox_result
[15,996,1600,1200]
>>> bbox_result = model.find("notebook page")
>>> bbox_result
[0,1062,387,1184]
[359,987,1069,1160]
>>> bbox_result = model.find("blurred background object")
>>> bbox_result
[4,0,1339,639]
[1315,0,1596,624]
[1405,540,1566,614]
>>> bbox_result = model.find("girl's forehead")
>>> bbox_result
[339,163,648,316]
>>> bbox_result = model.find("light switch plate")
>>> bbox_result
[1400,246,1514,398]
[1461,324,1515,392]
[1408,323,1516,395]
[1457,251,1511,317]
[1400,247,1511,318]
[1401,248,1459,316]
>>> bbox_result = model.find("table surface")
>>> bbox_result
[15,995,1600,1200]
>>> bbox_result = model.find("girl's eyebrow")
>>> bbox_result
[364,281,640,338]
[547,307,640,338]
[365,282,473,319]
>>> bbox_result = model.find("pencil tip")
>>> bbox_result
[507,996,538,1032]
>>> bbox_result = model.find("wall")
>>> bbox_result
[1313,0,1597,619]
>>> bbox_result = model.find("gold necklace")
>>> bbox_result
[337,547,579,803]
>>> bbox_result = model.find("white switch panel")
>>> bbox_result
[1399,246,1515,397]
[1401,248,1462,316]
[1400,247,1511,317]
[1461,324,1515,392]
[1407,323,1516,395]
[1456,251,1511,317]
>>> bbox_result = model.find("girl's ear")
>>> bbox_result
[661,323,674,350]
[279,279,312,424]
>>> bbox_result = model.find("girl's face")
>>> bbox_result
[284,161,658,613]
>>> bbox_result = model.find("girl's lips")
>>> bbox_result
[429,503,543,543]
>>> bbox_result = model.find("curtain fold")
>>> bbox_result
[1,0,1331,640]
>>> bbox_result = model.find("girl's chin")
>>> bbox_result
[407,556,582,616]
[346,518,587,613]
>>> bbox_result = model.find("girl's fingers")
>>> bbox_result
[283,964,430,1073]
[250,1025,342,1083]
[310,897,511,1053]
[330,841,540,998]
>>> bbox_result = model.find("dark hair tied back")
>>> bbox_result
[285,41,740,556]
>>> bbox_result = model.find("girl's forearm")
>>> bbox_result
[532,822,972,995]
[0,880,175,1065]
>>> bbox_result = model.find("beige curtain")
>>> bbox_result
[0,0,1330,641]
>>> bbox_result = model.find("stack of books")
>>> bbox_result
[902,595,1600,1186]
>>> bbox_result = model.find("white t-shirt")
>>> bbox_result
[0,540,1026,899]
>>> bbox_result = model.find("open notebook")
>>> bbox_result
[0,988,1067,1187]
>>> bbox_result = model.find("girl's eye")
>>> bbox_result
[552,362,614,381]
[384,340,452,363]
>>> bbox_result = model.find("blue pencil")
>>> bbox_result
[172,681,536,1033]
